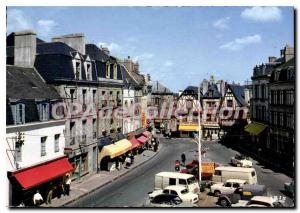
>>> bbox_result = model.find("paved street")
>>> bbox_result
[67,138,294,207]
[67,138,197,207]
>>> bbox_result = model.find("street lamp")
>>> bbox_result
[198,84,202,182]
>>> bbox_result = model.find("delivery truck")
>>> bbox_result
[180,160,219,180]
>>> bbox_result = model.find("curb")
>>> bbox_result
[58,144,163,207]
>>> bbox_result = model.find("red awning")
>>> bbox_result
[13,157,74,190]
[137,135,148,144]
[142,131,152,138]
[129,137,142,149]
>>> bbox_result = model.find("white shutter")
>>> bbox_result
[21,104,25,124]
[11,105,16,125]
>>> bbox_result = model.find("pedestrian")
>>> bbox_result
[58,181,65,198]
[65,174,71,196]
[153,142,158,152]
[46,184,54,205]
[181,152,186,166]
[130,152,134,164]
[33,190,43,206]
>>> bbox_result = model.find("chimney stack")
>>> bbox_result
[101,47,110,56]
[268,56,277,63]
[52,33,85,55]
[14,30,37,67]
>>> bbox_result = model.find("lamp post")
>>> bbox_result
[198,84,202,182]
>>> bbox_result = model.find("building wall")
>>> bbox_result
[123,88,135,134]
[6,122,65,172]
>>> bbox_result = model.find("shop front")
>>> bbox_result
[66,146,89,180]
[8,156,74,206]
[178,123,199,138]
[98,139,132,171]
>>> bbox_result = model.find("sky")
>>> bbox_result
[6,6,294,93]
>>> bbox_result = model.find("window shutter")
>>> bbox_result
[37,104,41,121]
[46,104,49,120]
[21,104,25,123]
[11,105,17,125]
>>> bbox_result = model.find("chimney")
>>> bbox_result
[202,79,208,95]
[268,56,277,63]
[283,45,294,62]
[134,62,139,73]
[14,30,37,67]
[52,33,85,54]
[101,47,110,56]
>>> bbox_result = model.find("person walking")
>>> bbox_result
[33,190,43,206]
[45,184,54,205]
[65,175,71,196]
[181,152,186,166]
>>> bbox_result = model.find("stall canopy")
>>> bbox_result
[99,139,132,160]
[129,137,142,149]
[142,131,152,138]
[137,135,148,144]
[12,157,74,190]
[178,124,199,131]
[244,122,267,135]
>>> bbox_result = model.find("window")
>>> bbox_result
[41,137,47,156]
[92,90,97,104]
[15,141,22,162]
[179,179,187,185]
[82,120,87,143]
[169,178,176,185]
[93,118,97,139]
[87,63,91,80]
[113,64,117,79]
[232,183,240,188]
[82,89,87,111]
[12,103,25,125]
[70,89,75,103]
[225,182,232,187]
[54,134,60,152]
[37,103,49,121]
[251,171,256,177]
[214,170,221,176]
[70,122,76,145]
[106,62,110,78]
[75,62,81,80]
[170,190,178,195]
[227,100,233,107]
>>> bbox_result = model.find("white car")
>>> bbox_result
[210,179,247,196]
[148,185,199,204]
[232,196,285,207]
[231,154,253,167]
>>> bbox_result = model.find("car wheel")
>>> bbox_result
[237,163,241,167]
[214,190,221,197]
[219,198,229,207]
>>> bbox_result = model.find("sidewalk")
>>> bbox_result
[41,146,162,207]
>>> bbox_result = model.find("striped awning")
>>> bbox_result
[99,139,132,160]
[178,124,200,132]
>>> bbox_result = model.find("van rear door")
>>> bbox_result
[155,175,163,190]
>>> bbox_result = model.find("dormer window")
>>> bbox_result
[12,103,25,125]
[106,62,110,78]
[113,64,117,79]
[37,102,49,121]
[87,63,91,80]
[75,62,81,80]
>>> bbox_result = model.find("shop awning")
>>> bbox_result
[12,157,74,190]
[142,131,152,138]
[178,124,199,132]
[129,137,142,149]
[137,135,148,144]
[244,122,267,135]
[99,139,132,160]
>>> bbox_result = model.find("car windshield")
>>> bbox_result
[181,189,189,194]
[187,177,197,184]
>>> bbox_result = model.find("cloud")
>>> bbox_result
[37,19,56,36]
[220,34,262,51]
[7,9,33,33]
[133,53,154,62]
[164,60,174,67]
[98,42,121,53]
[213,17,230,29]
[241,7,282,22]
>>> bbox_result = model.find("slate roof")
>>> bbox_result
[6,65,61,100]
[179,86,201,99]
[150,81,173,94]
[202,84,222,99]
[227,84,247,106]
[36,42,76,56]
[121,65,139,88]
[86,44,110,62]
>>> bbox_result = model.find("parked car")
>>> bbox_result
[143,194,196,207]
[148,185,199,204]
[230,154,253,167]
[210,179,247,196]
[217,184,266,207]
[212,166,257,184]
[232,196,285,207]
[284,180,294,198]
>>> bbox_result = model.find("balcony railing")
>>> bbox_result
[81,134,87,145]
